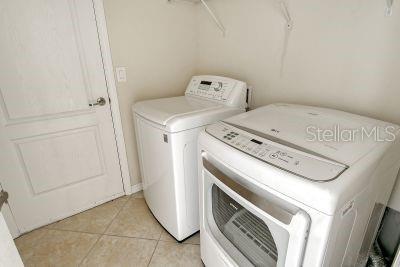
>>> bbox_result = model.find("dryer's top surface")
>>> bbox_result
[133,96,243,132]
[223,103,399,166]
[134,96,220,126]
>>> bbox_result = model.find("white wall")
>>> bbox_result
[196,0,400,120]
[103,0,400,208]
[103,0,197,186]
[194,0,400,210]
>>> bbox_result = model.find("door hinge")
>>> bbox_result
[0,190,9,210]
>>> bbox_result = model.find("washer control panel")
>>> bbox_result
[205,122,347,182]
[185,76,243,102]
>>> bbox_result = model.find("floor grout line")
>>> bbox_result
[77,195,132,266]
[145,213,165,267]
[78,233,102,266]
[102,233,161,242]
[157,239,201,247]
[147,239,159,267]
[44,198,132,236]
[101,196,132,235]
[42,227,163,242]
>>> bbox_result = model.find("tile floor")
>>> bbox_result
[14,191,203,267]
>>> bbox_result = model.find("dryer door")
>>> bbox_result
[202,155,310,267]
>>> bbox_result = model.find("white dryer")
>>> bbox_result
[198,104,400,266]
[133,75,247,241]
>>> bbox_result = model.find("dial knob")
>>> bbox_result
[212,82,223,92]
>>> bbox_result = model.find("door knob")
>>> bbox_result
[0,190,8,210]
[89,97,106,107]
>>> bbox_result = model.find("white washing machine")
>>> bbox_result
[133,75,247,241]
[198,104,400,266]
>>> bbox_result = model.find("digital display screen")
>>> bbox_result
[200,81,212,85]
[199,80,212,90]
[251,139,263,145]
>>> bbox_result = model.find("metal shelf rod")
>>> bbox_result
[199,0,226,35]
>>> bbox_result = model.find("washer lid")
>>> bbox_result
[133,96,226,132]
[224,104,399,166]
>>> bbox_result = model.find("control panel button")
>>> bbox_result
[270,153,279,159]
[187,79,234,101]
[259,151,268,157]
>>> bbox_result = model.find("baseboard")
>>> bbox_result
[131,183,143,194]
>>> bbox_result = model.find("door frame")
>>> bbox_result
[92,0,132,194]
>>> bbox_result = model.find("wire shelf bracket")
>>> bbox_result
[199,0,226,35]
[168,0,226,35]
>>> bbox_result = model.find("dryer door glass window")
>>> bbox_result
[211,185,278,266]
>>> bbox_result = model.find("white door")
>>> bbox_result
[0,0,124,233]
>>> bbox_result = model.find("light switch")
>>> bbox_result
[115,67,127,82]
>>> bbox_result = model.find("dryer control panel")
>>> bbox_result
[205,122,347,182]
[185,76,247,109]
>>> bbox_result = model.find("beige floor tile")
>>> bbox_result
[17,229,99,267]
[15,228,49,261]
[47,196,129,234]
[159,228,176,242]
[81,235,157,267]
[149,241,202,267]
[160,229,200,245]
[131,191,144,199]
[184,232,200,245]
[105,198,162,240]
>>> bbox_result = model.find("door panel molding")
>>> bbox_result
[13,126,106,195]
[1,107,96,127]
[68,0,94,102]
[0,0,94,122]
